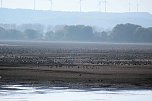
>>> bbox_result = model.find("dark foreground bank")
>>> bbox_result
[0,66,152,89]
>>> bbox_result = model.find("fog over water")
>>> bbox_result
[0,41,152,50]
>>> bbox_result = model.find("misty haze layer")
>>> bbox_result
[0,23,152,43]
[1,8,152,29]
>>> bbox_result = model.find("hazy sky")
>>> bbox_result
[1,0,152,13]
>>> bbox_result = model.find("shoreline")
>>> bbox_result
[1,65,152,88]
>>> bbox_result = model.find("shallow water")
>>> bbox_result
[0,85,152,101]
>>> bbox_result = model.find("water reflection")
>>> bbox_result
[0,85,152,101]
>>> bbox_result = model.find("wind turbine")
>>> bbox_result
[136,0,139,12]
[1,0,2,8]
[80,0,82,12]
[102,0,107,12]
[128,0,131,12]
[33,0,36,10]
[48,0,53,11]
[98,0,101,12]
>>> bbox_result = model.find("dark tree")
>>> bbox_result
[45,31,54,40]
[7,29,23,40]
[135,27,152,42]
[111,23,141,42]
[62,25,94,41]
[0,27,7,39]
[24,29,42,40]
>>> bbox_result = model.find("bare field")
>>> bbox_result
[0,41,152,87]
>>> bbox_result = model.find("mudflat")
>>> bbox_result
[0,41,152,88]
[0,65,152,88]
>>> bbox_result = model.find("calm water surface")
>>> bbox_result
[0,85,152,101]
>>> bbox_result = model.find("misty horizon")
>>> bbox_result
[0,0,152,13]
[0,1,152,43]
[1,8,152,29]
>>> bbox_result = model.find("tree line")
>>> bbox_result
[0,23,152,42]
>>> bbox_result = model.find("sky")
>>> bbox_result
[1,0,152,13]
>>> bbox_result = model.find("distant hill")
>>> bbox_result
[0,8,152,29]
